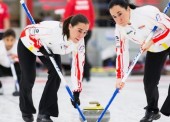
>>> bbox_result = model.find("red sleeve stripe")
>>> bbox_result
[76,53,81,81]
[74,53,82,92]
[116,55,122,78]
[166,18,170,22]
[116,39,124,78]
[153,28,169,43]
[120,41,123,53]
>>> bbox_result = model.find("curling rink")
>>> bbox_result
[0,75,170,122]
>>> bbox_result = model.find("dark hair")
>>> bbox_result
[109,0,137,10]
[2,29,16,39]
[62,14,89,39]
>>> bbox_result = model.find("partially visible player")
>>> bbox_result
[0,0,10,39]
[0,29,20,96]
[109,0,170,122]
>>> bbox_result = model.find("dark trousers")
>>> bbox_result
[161,84,170,116]
[83,30,92,80]
[0,32,4,40]
[144,48,170,115]
[18,39,61,117]
[0,62,21,84]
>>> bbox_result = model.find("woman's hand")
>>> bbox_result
[141,40,154,52]
[8,54,18,62]
[71,92,80,108]
[115,78,125,90]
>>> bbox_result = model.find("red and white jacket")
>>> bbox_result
[115,5,170,79]
[20,21,85,92]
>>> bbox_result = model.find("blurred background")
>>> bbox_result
[0,1,170,121]
[5,0,170,76]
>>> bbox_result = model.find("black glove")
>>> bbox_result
[38,46,54,57]
[71,92,80,108]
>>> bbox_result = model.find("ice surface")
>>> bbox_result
[0,75,169,122]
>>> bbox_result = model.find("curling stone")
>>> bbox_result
[80,101,110,122]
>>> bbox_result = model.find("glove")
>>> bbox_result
[38,46,54,57]
[71,92,80,108]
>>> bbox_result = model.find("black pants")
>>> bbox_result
[83,30,92,80]
[18,39,61,117]
[0,32,4,40]
[0,62,21,84]
[144,48,170,116]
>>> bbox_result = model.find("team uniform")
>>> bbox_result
[18,21,85,116]
[115,5,170,115]
[0,40,18,67]
[63,0,94,30]
[0,2,10,39]
[63,0,95,81]
[0,40,20,95]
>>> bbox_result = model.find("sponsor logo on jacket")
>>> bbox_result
[75,0,89,10]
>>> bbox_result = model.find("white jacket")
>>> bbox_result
[115,5,170,78]
[0,40,18,67]
[20,21,85,92]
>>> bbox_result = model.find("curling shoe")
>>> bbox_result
[12,90,19,96]
[37,114,53,122]
[140,111,161,122]
[0,81,3,95]
[22,113,34,122]
[0,87,3,95]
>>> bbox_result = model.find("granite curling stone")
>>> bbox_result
[80,101,110,122]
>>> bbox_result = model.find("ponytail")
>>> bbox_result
[129,3,138,9]
[62,16,73,39]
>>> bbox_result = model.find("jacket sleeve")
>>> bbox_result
[0,43,10,67]
[0,54,10,67]
[71,40,85,92]
[115,28,129,79]
[151,11,170,45]
[143,6,170,45]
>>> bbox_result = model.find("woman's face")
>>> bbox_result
[109,5,130,26]
[4,36,16,50]
[69,22,89,43]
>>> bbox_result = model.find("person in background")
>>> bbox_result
[109,0,170,122]
[0,0,10,39]
[0,29,20,96]
[18,14,89,122]
[63,0,95,81]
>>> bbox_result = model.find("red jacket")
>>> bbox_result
[63,0,95,30]
[0,2,9,30]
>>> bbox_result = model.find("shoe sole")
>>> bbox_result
[37,119,53,122]
[12,92,20,96]
[23,119,33,122]
[140,114,161,122]
[36,119,41,122]
[153,114,161,120]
